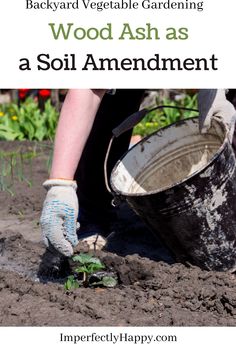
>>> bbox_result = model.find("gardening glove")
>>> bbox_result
[198,89,236,142]
[40,179,79,257]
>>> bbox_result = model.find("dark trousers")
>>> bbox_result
[74,89,145,223]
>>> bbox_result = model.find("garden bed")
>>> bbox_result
[0,141,236,326]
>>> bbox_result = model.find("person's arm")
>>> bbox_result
[40,89,106,257]
[50,89,106,179]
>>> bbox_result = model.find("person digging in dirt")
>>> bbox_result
[40,89,236,257]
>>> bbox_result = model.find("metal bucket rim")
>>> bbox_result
[110,117,229,197]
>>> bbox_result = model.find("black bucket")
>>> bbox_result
[110,117,236,271]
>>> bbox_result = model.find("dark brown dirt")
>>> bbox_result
[0,141,236,326]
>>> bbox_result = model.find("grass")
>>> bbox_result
[0,142,53,195]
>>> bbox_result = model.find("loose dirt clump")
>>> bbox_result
[0,141,236,326]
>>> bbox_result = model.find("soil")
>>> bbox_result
[0,141,236,326]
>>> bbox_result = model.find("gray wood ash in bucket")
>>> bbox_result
[110,118,236,271]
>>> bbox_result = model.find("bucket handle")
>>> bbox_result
[104,105,199,203]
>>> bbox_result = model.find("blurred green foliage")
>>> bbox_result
[0,98,59,141]
[0,93,198,142]
[133,93,198,137]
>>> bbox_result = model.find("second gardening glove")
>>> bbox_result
[198,89,236,142]
[40,179,79,257]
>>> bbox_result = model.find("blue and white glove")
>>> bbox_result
[40,179,79,257]
[198,89,236,142]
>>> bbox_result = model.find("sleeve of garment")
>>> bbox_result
[106,89,116,95]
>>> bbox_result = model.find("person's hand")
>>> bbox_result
[40,179,79,257]
[198,89,236,142]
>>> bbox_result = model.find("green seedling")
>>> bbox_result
[64,275,80,291]
[94,276,118,288]
[0,148,38,194]
[73,253,105,286]
[0,142,53,194]
[64,253,117,291]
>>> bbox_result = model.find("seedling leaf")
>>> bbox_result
[75,266,89,274]
[72,253,104,266]
[66,253,116,291]
[101,276,117,288]
[64,275,79,290]
[87,263,105,273]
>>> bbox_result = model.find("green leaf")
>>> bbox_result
[102,276,117,288]
[0,97,59,141]
[72,253,103,266]
[64,275,79,290]
[0,125,24,140]
[87,263,105,273]
[75,266,89,274]
[64,277,73,290]
[88,257,104,266]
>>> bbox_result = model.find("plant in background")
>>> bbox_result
[133,93,198,137]
[0,98,59,141]
[0,92,197,141]
[0,143,53,195]
[0,148,38,195]
[64,253,117,291]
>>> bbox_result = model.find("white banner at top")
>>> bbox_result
[0,0,235,88]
